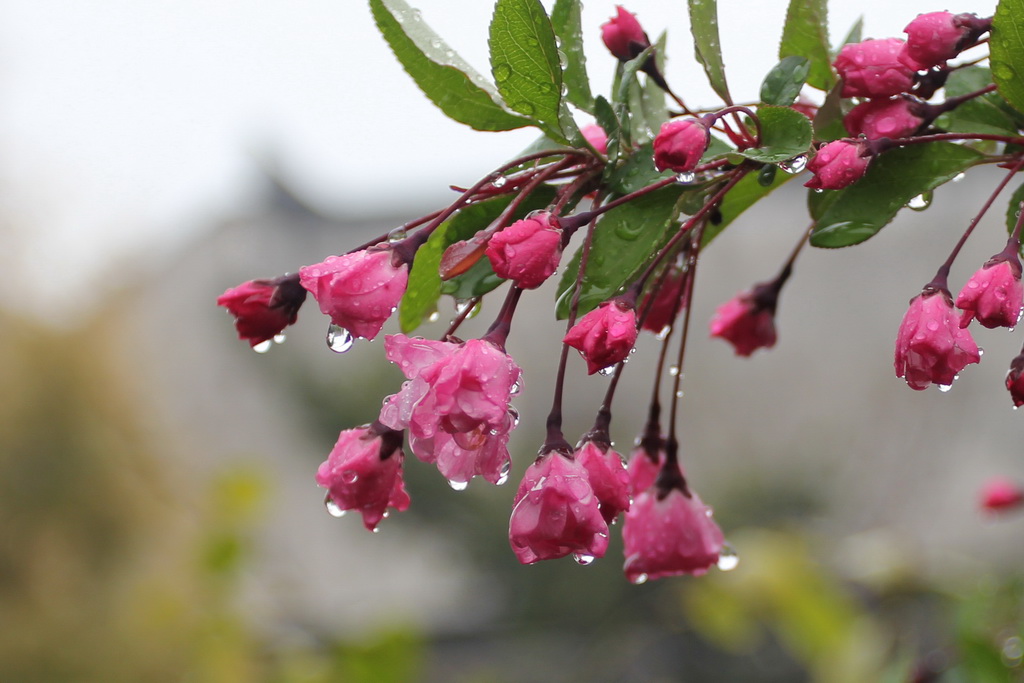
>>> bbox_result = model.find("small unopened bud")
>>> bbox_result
[653,119,710,174]
[601,6,650,62]
[834,38,915,98]
[804,140,870,190]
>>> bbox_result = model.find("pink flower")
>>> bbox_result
[563,299,638,374]
[709,286,779,357]
[627,444,664,497]
[653,119,711,174]
[622,476,724,582]
[485,211,563,289]
[379,335,521,488]
[956,258,1023,329]
[980,477,1024,513]
[834,38,915,98]
[601,6,649,62]
[844,98,923,139]
[805,140,870,190]
[509,452,610,564]
[640,266,688,334]
[217,277,305,347]
[299,247,408,341]
[1007,352,1024,407]
[900,12,974,70]
[575,441,631,524]
[581,124,609,155]
[895,288,980,390]
[316,425,410,531]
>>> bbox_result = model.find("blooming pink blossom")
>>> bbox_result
[895,289,980,390]
[900,12,972,70]
[601,6,649,62]
[805,140,870,190]
[834,38,915,98]
[622,480,724,582]
[581,124,609,155]
[980,476,1024,513]
[1007,352,1024,407]
[626,445,664,497]
[316,425,410,531]
[299,247,408,341]
[956,259,1023,329]
[485,211,563,289]
[844,98,923,139]
[709,289,777,357]
[379,335,521,487]
[640,267,688,334]
[509,452,610,564]
[575,441,631,524]
[563,299,638,374]
[217,277,305,347]
[653,119,710,174]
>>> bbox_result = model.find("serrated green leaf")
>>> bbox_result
[779,0,835,91]
[936,66,1019,136]
[701,169,795,246]
[991,0,1024,115]
[741,106,813,163]
[489,0,566,140]
[760,56,810,106]
[689,0,731,103]
[551,0,592,112]
[555,186,685,318]
[811,142,984,248]
[370,0,529,132]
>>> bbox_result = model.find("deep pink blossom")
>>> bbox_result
[834,38,915,98]
[895,288,980,390]
[299,247,408,341]
[486,211,563,289]
[575,441,631,524]
[563,299,638,374]
[379,335,521,487]
[980,477,1024,513]
[601,6,649,62]
[1007,352,1024,407]
[582,124,609,155]
[805,140,870,190]
[844,98,923,139]
[622,478,724,582]
[900,12,973,70]
[641,267,688,334]
[626,445,664,497]
[956,259,1023,329]
[709,288,778,357]
[653,119,710,174]
[509,452,609,564]
[316,425,410,531]
[217,277,305,347]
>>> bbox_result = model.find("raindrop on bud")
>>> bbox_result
[717,544,739,571]
[252,340,272,354]
[573,553,595,565]
[327,324,354,353]
[324,495,346,518]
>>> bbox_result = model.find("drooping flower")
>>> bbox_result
[486,211,563,290]
[601,6,650,62]
[575,441,631,524]
[894,287,980,390]
[709,283,780,357]
[1007,351,1024,407]
[956,257,1024,329]
[640,265,688,335]
[844,98,923,139]
[299,247,408,341]
[980,476,1024,513]
[509,452,609,564]
[834,38,915,98]
[563,298,638,374]
[581,123,609,155]
[379,335,521,488]
[805,140,870,190]
[217,277,305,347]
[900,12,977,70]
[626,444,664,497]
[316,424,410,531]
[653,119,711,174]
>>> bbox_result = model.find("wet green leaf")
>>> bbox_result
[551,0,593,112]
[689,0,731,102]
[606,143,674,194]
[761,56,810,106]
[702,168,795,246]
[1004,183,1024,246]
[640,32,669,135]
[838,16,863,49]
[613,46,655,149]
[813,79,848,141]
[936,66,1019,136]
[991,0,1024,115]
[780,0,834,91]
[593,95,621,166]
[740,106,813,163]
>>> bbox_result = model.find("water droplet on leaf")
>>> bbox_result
[675,172,696,184]
[779,155,808,174]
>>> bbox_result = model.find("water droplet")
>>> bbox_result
[668,365,680,376]
[273,333,287,344]
[1003,636,1024,666]
[630,573,649,585]
[952,172,966,183]
[717,544,739,571]
[573,553,595,565]
[493,176,508,188]
[508,406,520,427]
[598,365,618,377]
[342,470,358,484]
[496,460,511,486]
[656,325,671,341]
[448,478,469,491]
[428,310,440,323]
[779,155,808,174]
[372,527,380,534]
[675,390,684,398]
[493,63,513,82]
[327,324,354,353]
[557,50,569,69]
[675,172,696,184]
[324,495,346,517]
[907,193,932,211]
[510,380,521,395]
[252,340,272,354]
[454,298,478,315]
[387,226,407,242]
[813,188,823,194]
[938,383,953,393]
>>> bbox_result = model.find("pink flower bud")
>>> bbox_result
[804,140,870,190]
[509,452,610,564]
[980,477,1024,513]
[844,98,923,139]
[575,441,631,524]
[217,277,305,347]
[485,211,563,289]
[640,266,688,334]
[956,258,1024,329]
[900,12,973,70]
[834,38,915,98]
[581,123,609,155]
[316,426,410,531]
[709,287,778,357]
[299,248,408,341]
[653,119,710,174]
[894,288,980,390]
[601,6,650,62]
[1006,351,1024,407]
[563,299,638,375]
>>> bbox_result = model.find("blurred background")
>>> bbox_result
[1,0,1022,681]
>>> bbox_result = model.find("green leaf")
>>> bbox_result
[1004,183,1024,244]
[613,46,655,148]
[936,66,1020,136]
[760,56,810,106]
[701,169,796,246]
[640,32,670,135]
[779,0,835,91]
[551,0,593,112]
[838,16,863,49]
[370,0,530,132]
[991,0,1024,115]
[811,142,984,248]
[606,143,674,194]
[489,0,566,140]
[813,79,848,141]
[688,0,732,103]
[555,186,685,318]
[740,106,813,163]
[593,95,622,166]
